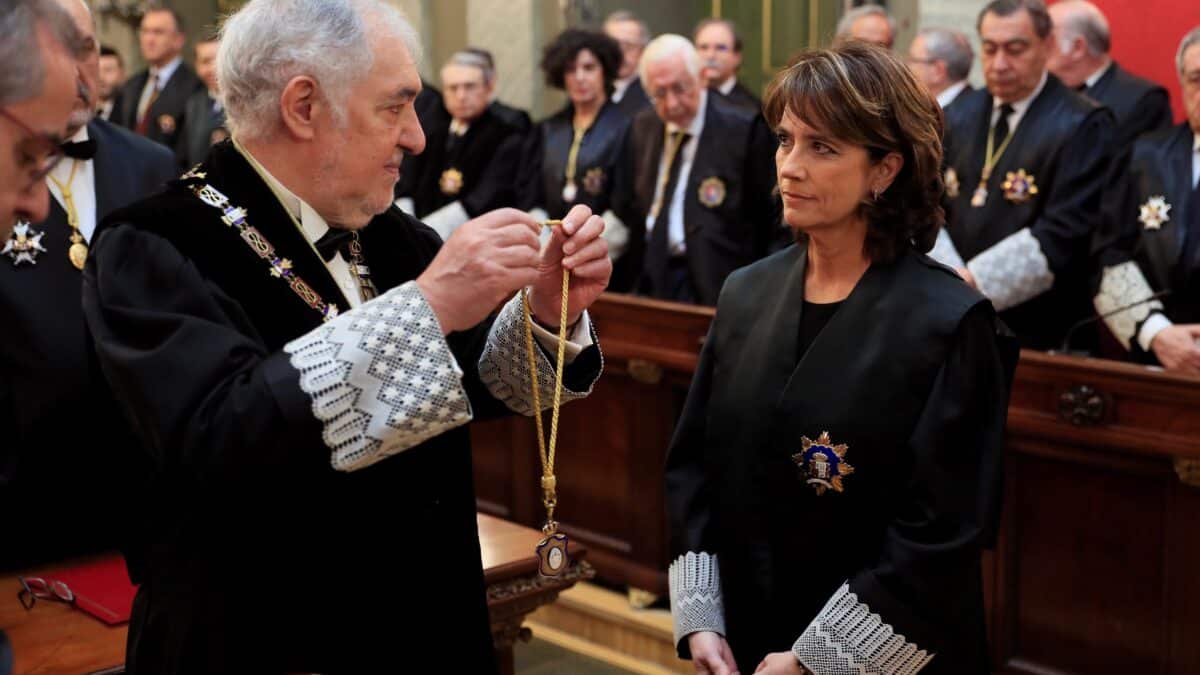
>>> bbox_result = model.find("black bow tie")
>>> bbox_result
[1074,83,1088,92]
[314,227,354,262]
[61,139,97,160]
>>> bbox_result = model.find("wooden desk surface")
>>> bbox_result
[0,516,589,675]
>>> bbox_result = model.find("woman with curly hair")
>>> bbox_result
[665,42,1018,675]
[518,28,630,257]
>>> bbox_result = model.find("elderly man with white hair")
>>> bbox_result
[1047,0,1172,150]
[80,0,611,672]
[836,4,896,49]
[0,0,80,239]
[611,33,778,304]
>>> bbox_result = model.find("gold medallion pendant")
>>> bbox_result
[971,184,988,208]
[68,232,88,270]
[944,168,960,199]
[439,167,464,196]
[561,181,578,203]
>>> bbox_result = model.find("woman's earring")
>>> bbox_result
[872,187,882,202]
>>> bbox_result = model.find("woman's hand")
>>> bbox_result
[688,631,740,675]
[753,651,808,674]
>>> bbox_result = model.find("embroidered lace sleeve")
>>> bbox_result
[284,281,473,472]
[669,551,726,647]
[1094,260,1165,350]
[477,294,601,415]
[966,227,1055,311]
[792,583,933,675]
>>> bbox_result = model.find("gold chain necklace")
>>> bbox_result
[522,219,572,576]
[46,160,89,270]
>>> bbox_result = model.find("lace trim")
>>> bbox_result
[793,584,933,675]
[669,551,726,646]
[966,228,1055,311]
[1094,261,1163,351]
[928,228,966,270]
[478,294,598,415]
[284,281,472,472]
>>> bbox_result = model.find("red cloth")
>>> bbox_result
[45,555,136,625]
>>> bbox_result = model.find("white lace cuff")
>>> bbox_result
[284,281,472,472]
[669,551,726,647]
[478,294,599,415]
[1094,261,1164,351]
[793,583,933,675]
[928,228,966,270]
[966,228,1055,311]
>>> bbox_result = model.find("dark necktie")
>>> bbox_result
[314,227,354,262]
[61,139,97,160]
[642,130,691,297]
[992,103,1014,149]
[1074,83,1088,93]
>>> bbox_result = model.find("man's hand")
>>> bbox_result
[753,652,806,675]
[527,204,612,330]
[688,631,740,675]
[416,208,542,334]
[1150,323,1200,374]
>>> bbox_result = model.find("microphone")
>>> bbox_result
[1054,289,1171,355]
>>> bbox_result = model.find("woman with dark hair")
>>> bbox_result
[518,29,630,257]
[665,42,1018,675]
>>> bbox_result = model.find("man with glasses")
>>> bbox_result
[394,50,525,239]
[908,27,976,113]
[611,34,778,304]
[110,7,204,164]
[0,0,80,241]
[0,0,174,573]
[604,10,653,118]
[693,18,760,113]
[932,0,1116,351]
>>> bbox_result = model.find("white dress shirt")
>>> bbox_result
[646,90,707,257]
[612,74,637,103]
[1193,131,1200,188]
[935,80,968,109]
[46,126,98,242]
[991,71,1048,134]
[136,55,183,121]
[717,76,737,96]
[1084,60,1113,89]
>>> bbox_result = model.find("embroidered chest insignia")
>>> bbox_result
[3,222,47,266]
[791,431,854,496]
[582,167,606,196]
[697,176,726,208]
[1002,169,1038,204]
[944,167,960,199]
[1138,195,1170,231]
[158,114,176,135]
[439,167,464,196]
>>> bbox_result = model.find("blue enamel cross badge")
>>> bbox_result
[792,431,854,496]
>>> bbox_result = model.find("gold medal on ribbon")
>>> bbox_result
[439,167,464,196]
[522,219,572,576]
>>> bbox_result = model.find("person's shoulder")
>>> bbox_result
[90,118,175,165]
[707,92,758,127]
[1131,121,1191,163]
[1110,61,1167,99]
[718,243,800,304]
[944,86,990,131]
[900,249,991,323]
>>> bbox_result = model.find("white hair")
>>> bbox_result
[1178,26,1200,76]
[836,5,896,41]
[638,34,701,89]
[218,0,421,140]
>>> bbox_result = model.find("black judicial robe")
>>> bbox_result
[517,100,629,219]
[943,83,974,116]
[716,81,760,113]
[1094,122,1200,362]
[111,64,205,166]
[81,141,599,674]
[395,108,523,218]
[611,96,780,304]
[1084,62,1172,152]
[613,78,652,119]
[0,118,174,571]
[943,75,1116,350]
[667,243,1017,674]
[489,100,532,134]
[179,90,227,170]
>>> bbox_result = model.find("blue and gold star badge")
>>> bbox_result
[791,431,854,495]
[1002,169,1038,204]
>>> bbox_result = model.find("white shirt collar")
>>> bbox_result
[68,125,89,144]
[667,89,707,137]
[1192,131,1199,154]
[233,138,331,245]
[612,74,637,102]
[936,80,968,109]
[717,76,737,96]
[994,70,1047,117]
[1084,59,1113,89]
[152,56,183,88]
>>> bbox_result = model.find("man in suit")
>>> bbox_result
[1092,26,1200,373]
[463,47,532,133]
[835,4,896,49]
[693,18,759,113]
[0,0,79,240]
[908,27,975,112]
[180,34,227,168]
[612,34,777,305]
[394,50,524,238]
[931,0,1116,351]
[604,10,652,119]
[96,44,124,121]
[110,7,203,164]
[1048,0,1172,150]
[0,0,176,572]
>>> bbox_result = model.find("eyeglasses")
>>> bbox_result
[648,81,696,102]
[0,107,65,186]
[17,576,75,610]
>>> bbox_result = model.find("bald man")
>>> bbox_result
[1047,0,1171,149]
